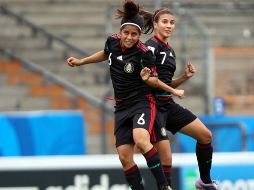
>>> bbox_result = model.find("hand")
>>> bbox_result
[66,57,82,67]
[173,89,185,99]
[184,62,196,78]
[140,67,151,81]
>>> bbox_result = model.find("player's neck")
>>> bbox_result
[120,41,127,52]
[154,35,170,48]
[155,34,168,43]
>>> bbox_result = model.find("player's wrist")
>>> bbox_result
[183,73,191,79]
[142,76,149,81]
[78,59,86,66]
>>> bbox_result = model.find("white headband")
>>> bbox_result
[120,22,141,31]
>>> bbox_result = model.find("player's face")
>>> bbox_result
[120,25,140,49]
[154,13,175,40]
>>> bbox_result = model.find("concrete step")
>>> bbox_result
[12,48,64,63]
[0,97,21,111]
[0,74,7,85]
[56,63,107,75]
[164,0,254,4]
[63,73,109,87]
[196,14,254,24]
[46,25,105,38]
[1,0,51,3]
[0,85,30,111]
[18,97,50,111]
[9,3,106,14]
[174,95,205,115]
[192,8,254,16]
[0,85,28,96]
[2,0,120,7]
[205,26,254,37]
[61,73,95,86]
[32,56,107,72]
[0,14,20,25]
[85,133,115,154]
[0,36,49,49]
[77,84,111,99]
[211,37,254,47]
[23,13,105,26]
[66,36,106,50]
[0,25,32,38]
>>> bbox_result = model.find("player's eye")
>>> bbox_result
[131,33,138,37]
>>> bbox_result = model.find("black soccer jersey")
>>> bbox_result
[145,35,176,97]
[104,34,157,109]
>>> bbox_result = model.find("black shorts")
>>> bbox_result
[153,115,169,143]
[155,100,197,135]
[114,95,156,147]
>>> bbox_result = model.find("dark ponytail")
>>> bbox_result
[115,1,173,35]
[116,0,140,19]
[139,9,153,34]
[116,0,149,33]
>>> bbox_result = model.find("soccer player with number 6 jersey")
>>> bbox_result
[66,1,186,190]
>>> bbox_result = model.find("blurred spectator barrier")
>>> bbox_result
[0,153,253,190]
[0,111,86,156]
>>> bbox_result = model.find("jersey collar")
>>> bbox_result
[154,35,170,49]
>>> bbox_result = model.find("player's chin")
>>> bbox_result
[163,32,171,38]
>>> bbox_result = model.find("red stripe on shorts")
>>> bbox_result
[145,94,156,134]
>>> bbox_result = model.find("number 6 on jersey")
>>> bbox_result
[137,113,145,125]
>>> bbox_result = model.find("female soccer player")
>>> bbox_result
[142,8,218,190]
[67,1,182,190]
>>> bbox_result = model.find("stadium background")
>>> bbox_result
[0,0,253,189]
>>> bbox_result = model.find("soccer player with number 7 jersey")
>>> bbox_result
[143,7,218,190]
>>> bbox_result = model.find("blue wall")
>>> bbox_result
[176,116,254,152]
[0,111,86,156]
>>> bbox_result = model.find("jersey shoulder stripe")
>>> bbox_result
[136,41,149,52]
[146,38,159,48]
[151,37,158,43]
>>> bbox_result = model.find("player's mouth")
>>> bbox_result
[164,30,172,35]
[125,41,134,46]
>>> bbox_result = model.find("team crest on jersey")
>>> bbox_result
[124,62,134,73]
[161,127,167,137]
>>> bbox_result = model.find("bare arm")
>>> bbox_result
[171,62,196,88]
[141,67,184,98]
[67,50,107,67]
[170,74,189,88]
